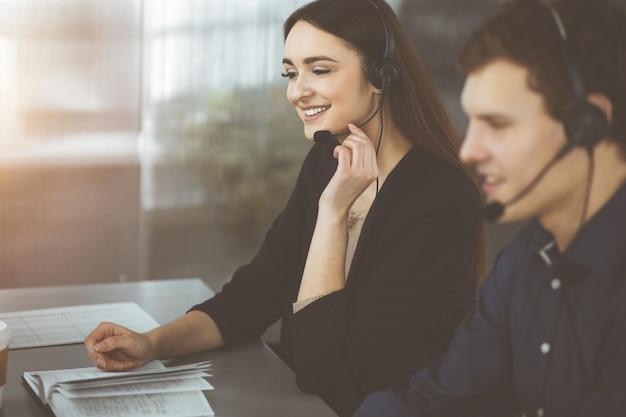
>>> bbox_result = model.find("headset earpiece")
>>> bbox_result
[565,102,609,149]
[543,1,609,150]
[367,0,399,91]
[368,57,399,90]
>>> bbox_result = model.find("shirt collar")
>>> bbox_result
[534,181,626,280]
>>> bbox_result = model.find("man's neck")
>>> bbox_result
[541,141,626,251]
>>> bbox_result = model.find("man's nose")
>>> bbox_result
[459,121,489,165]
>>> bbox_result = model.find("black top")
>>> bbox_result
[191,140,481,416]
[354,182,626,417]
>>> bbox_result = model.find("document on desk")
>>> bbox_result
[23,360,215,417]
[0,302,160,349]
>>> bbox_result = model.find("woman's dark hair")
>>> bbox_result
[284,0,486,282]
[458,0,626,156]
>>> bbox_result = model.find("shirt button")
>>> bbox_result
[551,278,561,290]
[537,408,544,417]
[540,343,550,354]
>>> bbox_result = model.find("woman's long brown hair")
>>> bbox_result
[284,0,486,283]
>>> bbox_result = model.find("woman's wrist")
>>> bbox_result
[317,200,350,224]
[144,327,164,361]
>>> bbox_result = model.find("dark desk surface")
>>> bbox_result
[0,278,337,417]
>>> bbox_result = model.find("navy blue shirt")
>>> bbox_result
[354,182,626,417]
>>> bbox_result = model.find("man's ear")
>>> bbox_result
[588,93,613,124]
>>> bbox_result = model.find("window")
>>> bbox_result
[0,0,400,287]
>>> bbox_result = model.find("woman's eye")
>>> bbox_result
[281,69,298,79]
[312,68,331,75]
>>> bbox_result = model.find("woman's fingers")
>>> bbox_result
[323,122,380,210]
[338,124,378,178]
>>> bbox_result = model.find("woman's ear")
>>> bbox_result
[587,93,613,124]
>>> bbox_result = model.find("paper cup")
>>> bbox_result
[0,320,10,410]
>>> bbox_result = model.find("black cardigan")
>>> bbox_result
[191,140,482,416]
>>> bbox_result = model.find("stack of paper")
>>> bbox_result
[23,360,215,417]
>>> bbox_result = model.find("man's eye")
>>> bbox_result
[488,120,510,130]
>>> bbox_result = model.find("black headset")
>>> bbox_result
[543,1,608,150]
[540,2,608,394]
[367,0,400,92]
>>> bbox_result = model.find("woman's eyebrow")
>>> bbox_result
[282,55,338,66]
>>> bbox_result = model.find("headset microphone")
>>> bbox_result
[313,130,334,145]
[482,202,505,223]
[313,93,386,145]
[483,141,574,222]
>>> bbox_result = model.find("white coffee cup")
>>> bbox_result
[0,320,10,410]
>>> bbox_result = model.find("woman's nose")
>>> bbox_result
[287,74,313,104]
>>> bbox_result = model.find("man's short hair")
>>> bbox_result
[458,0,626,153]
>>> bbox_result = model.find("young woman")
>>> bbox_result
[85,1,485,415]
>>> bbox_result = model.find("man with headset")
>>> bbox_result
[354,0,626,416]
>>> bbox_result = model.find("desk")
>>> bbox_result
[0,278,337,417]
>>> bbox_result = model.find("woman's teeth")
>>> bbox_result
[304,106,329,116]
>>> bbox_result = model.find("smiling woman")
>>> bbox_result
[83,1,485,416]
[282,21,380,141]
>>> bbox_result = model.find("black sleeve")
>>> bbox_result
[189,142,334,346]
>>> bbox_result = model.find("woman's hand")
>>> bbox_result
[84,311,224,372]
[320,123,379,215]
[84,322,156,371]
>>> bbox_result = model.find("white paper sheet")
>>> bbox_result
[50,390,215,417]
[0,302,160,349]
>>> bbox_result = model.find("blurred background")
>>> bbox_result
[2,0,584,295]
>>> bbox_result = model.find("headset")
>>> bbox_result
[313,0,399,144]
[543,0,608,150]
[537,2,608,394]
[482,1,610,222]
[367,0,400,92]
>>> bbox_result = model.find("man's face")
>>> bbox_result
[460,59,589,224]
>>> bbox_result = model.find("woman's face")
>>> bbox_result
[283,20,380,140]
